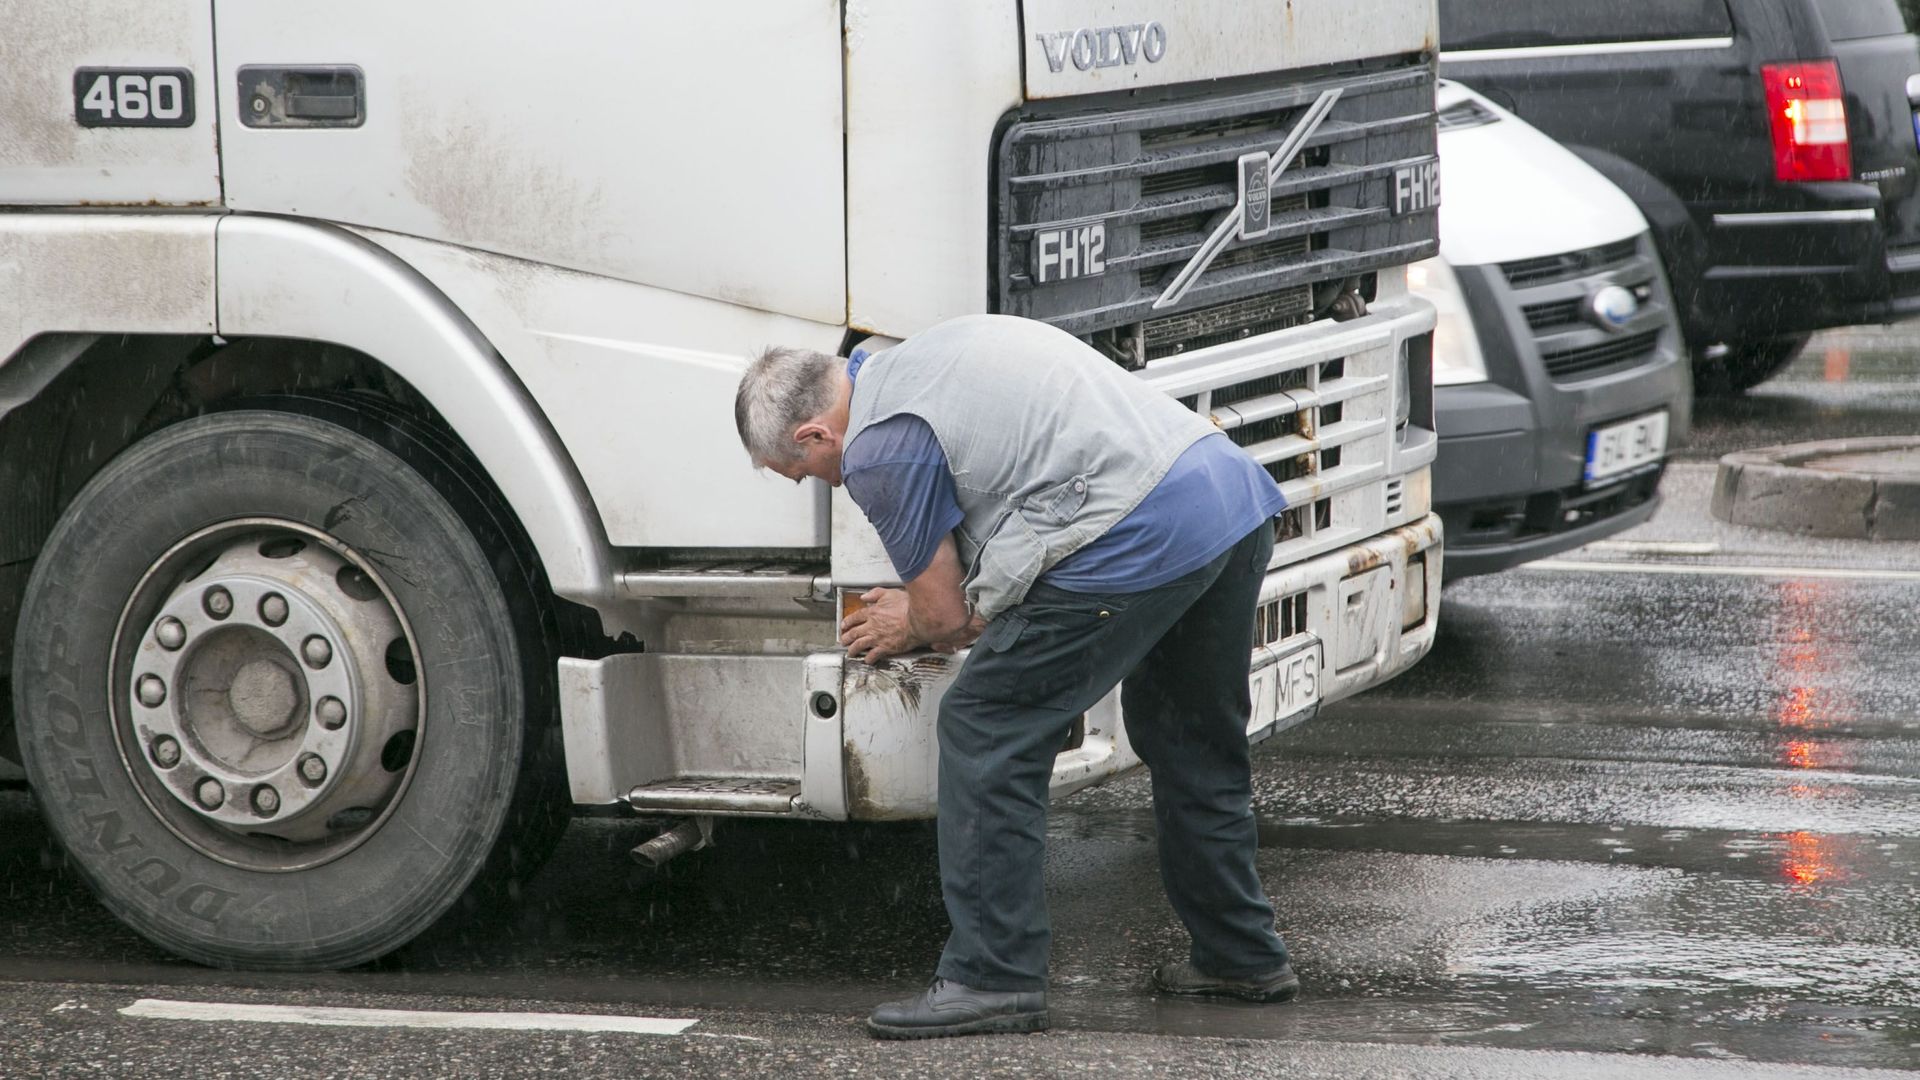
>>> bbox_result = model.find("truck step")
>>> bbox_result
[617,560,830,602]
[625,776,802,814]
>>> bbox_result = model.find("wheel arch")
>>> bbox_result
[214,215,614,605]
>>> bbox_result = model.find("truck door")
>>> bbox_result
[210,1,847,325]
[0,1,220,205]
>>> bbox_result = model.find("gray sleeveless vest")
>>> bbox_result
[845,314,1218,621]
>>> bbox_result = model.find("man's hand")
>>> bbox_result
[839,536,974,665]
[840,587,918,664]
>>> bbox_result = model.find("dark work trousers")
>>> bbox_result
[933,524,1290,992]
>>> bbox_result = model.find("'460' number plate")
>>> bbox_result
[74,68,195,128]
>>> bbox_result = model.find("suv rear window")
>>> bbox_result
[1439,0,1733,51]
[1811,0,1915,41]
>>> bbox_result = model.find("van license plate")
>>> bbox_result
[1584,410,1668,485]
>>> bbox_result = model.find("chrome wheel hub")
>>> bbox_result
[125,531,419,845]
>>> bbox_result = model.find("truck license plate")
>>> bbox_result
[1584,410,1668,485]
[1249,639,1321,741]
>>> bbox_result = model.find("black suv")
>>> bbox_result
[1439,0,1920,392]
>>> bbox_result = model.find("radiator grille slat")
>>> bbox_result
[1501,238,1638,288]
[1541,330,1662,380]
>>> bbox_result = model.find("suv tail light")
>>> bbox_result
[1762,60,1852,182]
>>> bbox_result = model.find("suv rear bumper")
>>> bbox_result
[1692,198,1920,339]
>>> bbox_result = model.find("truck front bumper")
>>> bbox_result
[813,513,1443,820]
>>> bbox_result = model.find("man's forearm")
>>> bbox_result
[906,595,972,646]
[901,535,973,645]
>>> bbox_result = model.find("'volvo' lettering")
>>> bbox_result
[1036,22,1167,75]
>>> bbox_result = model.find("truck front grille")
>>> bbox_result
[992,58,1438,364]
[1148,339,1410,572]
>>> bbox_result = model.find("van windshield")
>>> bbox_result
[1439,0,1733,52]
[1810,0,1916,41]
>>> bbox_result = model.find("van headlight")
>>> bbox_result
[1406,256,1489,386]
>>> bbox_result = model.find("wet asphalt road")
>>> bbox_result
[3,331,1920,1077]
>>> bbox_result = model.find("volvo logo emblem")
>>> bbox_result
[1588,285,1639,332]
[1154,88,1344,310]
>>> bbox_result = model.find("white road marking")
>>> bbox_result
[118,999,697,1036]
[1526,559,1920,582]
[1584,540,1721,556]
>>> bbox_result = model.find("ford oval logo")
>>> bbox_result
[1589,285,1639,331]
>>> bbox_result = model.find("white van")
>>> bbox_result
[1412,82,1692,580]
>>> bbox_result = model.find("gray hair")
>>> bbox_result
[734,345,843,463]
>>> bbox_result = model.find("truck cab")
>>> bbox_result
[0,2,1443,970]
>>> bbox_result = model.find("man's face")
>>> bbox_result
[762,421,844,487]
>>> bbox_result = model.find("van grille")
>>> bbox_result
[1542,331,1663,381]
[1501,238,1639,288]
[993,59,1439,364]
[1523,297,1583,331]
[1495,235,1675,385]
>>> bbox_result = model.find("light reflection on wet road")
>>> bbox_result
[2,333,1919,1075]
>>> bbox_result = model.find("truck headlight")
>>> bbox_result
[1406,256,1488,386]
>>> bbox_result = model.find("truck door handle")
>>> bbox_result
[238,65,365,128]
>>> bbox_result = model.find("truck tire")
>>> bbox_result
[1693,333,1811,396]
[11,409,560,969]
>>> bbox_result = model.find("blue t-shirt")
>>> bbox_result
[840,351,1287,591]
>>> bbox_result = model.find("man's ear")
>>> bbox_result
[793,419,833,448]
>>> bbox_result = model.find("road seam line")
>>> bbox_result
[118,998,698,1035]
[1526,559,1920,582]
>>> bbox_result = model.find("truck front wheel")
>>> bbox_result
[12,409,555,969]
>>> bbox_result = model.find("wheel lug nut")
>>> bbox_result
[151,736,181,769]
[136,675,167,708]
[155,618,186,651]
[195,778,225,810]
[252,785,280,817]
[298,754,327,785]
[259,593,289,627]
[204,587,233,619]
[316,696,347,729]
[302,636,333,669]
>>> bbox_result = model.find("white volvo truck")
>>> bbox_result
[0,1,1444,969]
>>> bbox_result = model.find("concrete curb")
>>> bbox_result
[1711,437,1920,540]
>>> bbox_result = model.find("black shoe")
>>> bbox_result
[866,978,1050,1040]
[1151,959,1300,1002]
